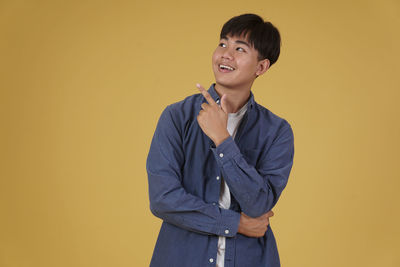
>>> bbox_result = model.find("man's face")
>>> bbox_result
[212,34,266,90]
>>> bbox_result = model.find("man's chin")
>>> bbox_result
[215,80,238,90]
[214,76,234,86]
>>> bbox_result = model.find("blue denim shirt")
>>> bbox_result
[147,84,294,267]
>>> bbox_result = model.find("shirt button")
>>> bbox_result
[219,153,224,158]
[216,176,220,180]
[209,258,214,263]
[212,202,216,205]
[225,229,229,234]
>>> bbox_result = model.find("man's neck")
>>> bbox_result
[214,83,252,113]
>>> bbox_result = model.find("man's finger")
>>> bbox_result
[220,94,228,113]
[200,103,209,111]
[261,210,274,219]
[196,83,217,106]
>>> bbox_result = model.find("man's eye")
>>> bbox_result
[236,47,245,52]
[219,43,226,47]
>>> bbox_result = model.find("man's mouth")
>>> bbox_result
[219,64,235,72]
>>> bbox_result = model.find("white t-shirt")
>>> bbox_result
[216,101,248,267]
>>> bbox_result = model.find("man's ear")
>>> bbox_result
[255,59,270,77]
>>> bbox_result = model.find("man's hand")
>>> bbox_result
[196,83,230,146]
[237,211,274,238]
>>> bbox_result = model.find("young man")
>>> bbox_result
[147,14,294,267]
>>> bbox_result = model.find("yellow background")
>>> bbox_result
[1,0,399,266]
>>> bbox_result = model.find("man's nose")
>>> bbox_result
[222,47,233,60]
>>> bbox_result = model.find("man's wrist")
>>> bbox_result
[214,132,230,147]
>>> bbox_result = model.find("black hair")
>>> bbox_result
[220,13,281,65]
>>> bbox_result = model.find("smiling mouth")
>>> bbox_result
[219,64,235,71]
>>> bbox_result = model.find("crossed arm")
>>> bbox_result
[147,85,294,238]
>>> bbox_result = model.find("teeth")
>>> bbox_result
[219,64,234,71]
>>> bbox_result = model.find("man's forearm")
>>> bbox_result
[210,125,294,217]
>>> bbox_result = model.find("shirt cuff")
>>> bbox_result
[210,136,241,166]
[215,208,241,237]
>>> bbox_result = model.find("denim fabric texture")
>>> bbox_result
[147,84,294,267]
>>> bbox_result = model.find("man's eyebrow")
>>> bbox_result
[235,40,250,47]
[220,36,250,47]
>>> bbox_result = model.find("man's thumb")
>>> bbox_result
[220,94,228,112]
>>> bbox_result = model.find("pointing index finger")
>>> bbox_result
[196,83,217,106]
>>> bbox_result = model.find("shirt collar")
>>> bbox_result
[207,83,256,109]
